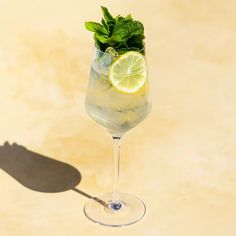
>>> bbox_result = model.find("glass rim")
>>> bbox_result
[94,43,145,56]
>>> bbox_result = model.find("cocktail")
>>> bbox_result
[84,7,151,227]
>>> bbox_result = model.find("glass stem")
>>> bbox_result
[110,136,122,210]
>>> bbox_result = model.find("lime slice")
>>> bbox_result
[108,51,147,93]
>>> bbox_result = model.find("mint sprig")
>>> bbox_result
[85,6,145,54]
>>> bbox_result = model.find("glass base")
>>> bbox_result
[84,192,146,227]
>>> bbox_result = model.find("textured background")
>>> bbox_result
[0,0,236,235]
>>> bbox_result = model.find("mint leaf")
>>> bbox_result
[115,15,124,22]
[101,6,115,36]
[125,14,132,21]
[118,41,129,48]
[127,34,145,49]
[94,34,108,44]
[115,14,132,22]
[101,18,109,33]
[94,35,102,50]
[101,6,114,22]
[107,35,123,45]
[112,20,144,42]
[85,21,108,35]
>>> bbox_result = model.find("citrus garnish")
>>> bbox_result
[108,51,147,93]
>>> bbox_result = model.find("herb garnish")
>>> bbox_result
[85,6,145,54]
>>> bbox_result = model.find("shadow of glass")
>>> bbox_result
[0,141,108,208]
[0,141,81,192]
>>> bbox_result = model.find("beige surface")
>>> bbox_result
[0,0,236,235]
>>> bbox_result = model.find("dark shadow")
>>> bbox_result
[0,141,108,207]
[0,141,81,192]
[72,188,107,208]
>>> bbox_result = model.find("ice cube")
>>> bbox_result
[93,47,118,75]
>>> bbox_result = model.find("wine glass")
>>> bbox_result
[84,46,151,227]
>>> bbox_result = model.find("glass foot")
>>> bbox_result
[84,192,146,227]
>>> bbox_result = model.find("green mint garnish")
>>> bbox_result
[85,6,145,54]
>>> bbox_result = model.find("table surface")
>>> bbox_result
[0,0,236,235]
